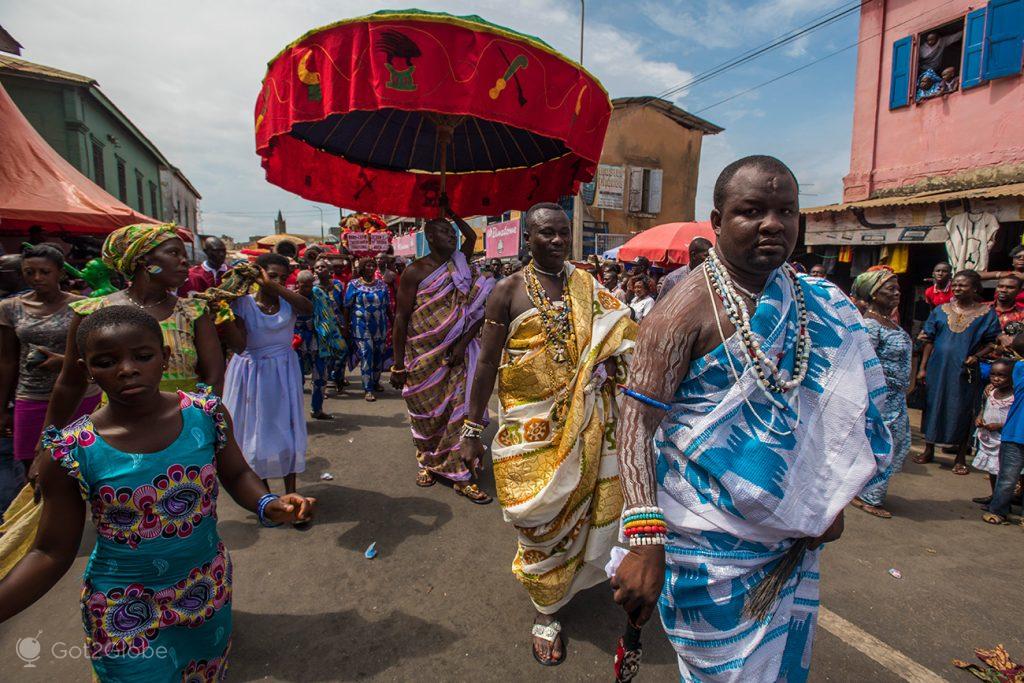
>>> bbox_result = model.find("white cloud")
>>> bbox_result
[642,0,841,53]
[4,0,693,240]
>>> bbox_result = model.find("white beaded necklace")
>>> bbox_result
[705,249,811,395]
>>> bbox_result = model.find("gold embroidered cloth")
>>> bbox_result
[492,265,636,613]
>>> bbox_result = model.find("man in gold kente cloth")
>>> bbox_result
[460,203,637,667]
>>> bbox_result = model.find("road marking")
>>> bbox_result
[818,607,947,682]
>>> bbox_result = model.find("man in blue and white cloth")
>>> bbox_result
[609,155,892,682]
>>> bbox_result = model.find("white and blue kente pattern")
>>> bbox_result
[654,269,892,682]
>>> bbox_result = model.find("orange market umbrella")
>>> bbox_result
[617,221,716,266]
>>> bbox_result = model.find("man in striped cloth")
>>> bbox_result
[390,201,494,504]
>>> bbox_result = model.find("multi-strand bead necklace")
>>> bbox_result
[525,264,576,364]
[705,248,811,396]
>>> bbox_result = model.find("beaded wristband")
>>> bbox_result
[623,505,665,519]
[257,493,281,528]
[628,534,667,548]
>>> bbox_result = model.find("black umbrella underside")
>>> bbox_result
[289,108,570,174]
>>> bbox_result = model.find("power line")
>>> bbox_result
[653,0,866,101]
[692,0,960,114]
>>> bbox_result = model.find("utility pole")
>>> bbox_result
[571,0,586,261]
[311,205,324,241]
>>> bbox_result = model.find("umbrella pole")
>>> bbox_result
[436,122,453,218]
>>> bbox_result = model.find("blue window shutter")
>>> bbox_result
[889,36,913,109]
[982,0,1024,81]
[962,7,988,88]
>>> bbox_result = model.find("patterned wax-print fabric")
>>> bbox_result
[857,318,912,506]
[42,389,232,681]
[652,270,892,682]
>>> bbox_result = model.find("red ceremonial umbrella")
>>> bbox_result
[255,10,611,218]
[617,222,716,266]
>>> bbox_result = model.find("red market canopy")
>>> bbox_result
[255,10,612,218]
[617,221,716,266]
[0,82,158,236]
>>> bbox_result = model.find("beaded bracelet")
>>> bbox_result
[622,505,667,548]
[629,535,667,547]
[461,419,485,440]
[257,493,281,528]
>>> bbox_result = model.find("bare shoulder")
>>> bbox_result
[491,271,522,300]
[401,258,434,285]
[645,266,712,338]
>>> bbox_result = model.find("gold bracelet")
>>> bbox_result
[390,365,407,374]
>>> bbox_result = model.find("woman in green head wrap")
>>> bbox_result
[35,223,225,463]
[849,269,912,518]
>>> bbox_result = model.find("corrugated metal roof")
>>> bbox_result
[0,54,94,86]
[612,96,724,135]
[803,182,1024,214]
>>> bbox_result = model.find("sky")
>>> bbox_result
[5,0,864,241]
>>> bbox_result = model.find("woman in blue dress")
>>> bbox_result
[344,257,392,402]
[223,254,314,495]
[849,271,912,518]
[915,270,1000,474]
[0,305,315,681]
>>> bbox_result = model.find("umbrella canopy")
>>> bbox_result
[617,222,716,266]
[0,82,158,235]
[255,10,611,218]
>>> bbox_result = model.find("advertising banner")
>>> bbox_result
[485,219,521,259]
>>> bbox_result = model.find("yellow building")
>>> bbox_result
[585,97,722,238]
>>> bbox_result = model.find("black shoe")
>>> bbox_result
[972,495,993,505]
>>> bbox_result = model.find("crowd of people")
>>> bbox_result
[0,154,1021,681]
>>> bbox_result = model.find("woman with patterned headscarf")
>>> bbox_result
[35,224,224,463]
[849,270,912,518]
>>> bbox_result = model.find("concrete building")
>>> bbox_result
[160,167,201,233]
[582,97,722,246]
[803,0,1024,283]
[0,55,200,233]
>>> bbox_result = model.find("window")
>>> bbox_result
[91,138,105,188]
[149,181,159,219]
[135,171,145,213]
[627,167,663,215]
[915,20,964,100]
[889,1,1024,109]
[115,157,127,202]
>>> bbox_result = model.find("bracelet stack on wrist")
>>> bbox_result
[460,419,485,440]
[257,493,281,527]
[623,506,668,547]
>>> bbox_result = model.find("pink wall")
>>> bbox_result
[845,0,1024,202]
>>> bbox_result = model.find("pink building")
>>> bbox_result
[804,0,1024,285]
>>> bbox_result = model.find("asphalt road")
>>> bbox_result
[1,392,1020,681]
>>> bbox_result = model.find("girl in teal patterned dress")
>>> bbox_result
[0,305,316,681]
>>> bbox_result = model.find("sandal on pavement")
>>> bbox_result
[952,464,970,475]
[416,468,435,487]
[851,497,892,519]
[982,513,1008,525]
[364,392,376,402]
[311,411,334,420]
[912,453,933,465]
[454,483,492,505]
[972,495,993,505]
[531,619,564,667]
